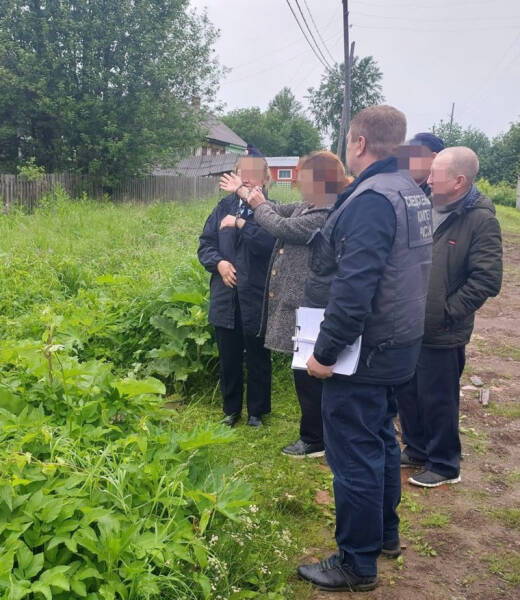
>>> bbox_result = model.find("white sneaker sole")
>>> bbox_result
[283,450,326,459]
[408,475,461,488]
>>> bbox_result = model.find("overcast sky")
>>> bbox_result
[190,0,520,141]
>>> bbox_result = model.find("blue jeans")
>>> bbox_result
[322,378,401,577]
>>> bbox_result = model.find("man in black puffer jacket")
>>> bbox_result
[399,146,503,488]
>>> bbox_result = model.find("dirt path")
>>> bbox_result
[306,232,520,600]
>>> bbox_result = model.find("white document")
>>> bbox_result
[291,307,362,376]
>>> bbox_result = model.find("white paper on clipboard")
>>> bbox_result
[291,307,362,376]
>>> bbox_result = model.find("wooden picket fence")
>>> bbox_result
[0,173,220,212]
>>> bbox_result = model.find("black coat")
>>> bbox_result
[424,190,502,348]
[198,193,276,335]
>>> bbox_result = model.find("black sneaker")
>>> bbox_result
[381,538,401,558]
[298,554,378,592]
[282,439,325,458]
[408,469,461,488]
[221,413,240,427]
[247,415,262,427]
[401,449,425,469]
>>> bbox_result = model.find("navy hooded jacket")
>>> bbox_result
[198,193,275,335]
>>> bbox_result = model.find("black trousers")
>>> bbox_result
[398,345,466,479]
[293,370,324,446]
[214,324,271,418]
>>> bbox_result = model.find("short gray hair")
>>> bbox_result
[436,146,480,184]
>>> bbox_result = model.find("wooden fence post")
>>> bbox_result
[516,175,520,211]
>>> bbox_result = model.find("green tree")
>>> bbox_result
[222,108,286,156]
[222,88,321,156]
[488,122,520,185]
[267,87,303,122]
[307,56,385,150]
[0,1,222,185]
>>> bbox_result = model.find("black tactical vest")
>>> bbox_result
[304,170,433,348]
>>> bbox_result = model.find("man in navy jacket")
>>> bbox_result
[298,106,432,592]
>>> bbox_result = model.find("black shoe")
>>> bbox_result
[298,554,378,592]
[408,469,461,488]
[282,439,325,458]
[222,413,240,427]
[381,538,401,559]
[400,449,426,469]
[247,415,262,427]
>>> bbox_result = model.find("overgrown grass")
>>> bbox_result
[496,204,520,235]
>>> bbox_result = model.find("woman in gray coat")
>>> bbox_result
[221,151,347,457]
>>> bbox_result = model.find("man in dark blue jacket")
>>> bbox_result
[298,106,432,592]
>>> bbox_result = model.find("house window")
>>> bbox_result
[278,169,292,180]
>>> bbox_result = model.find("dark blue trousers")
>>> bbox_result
[398,345,465,479]
[322,378,401,577]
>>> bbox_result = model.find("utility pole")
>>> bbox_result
[336,0,351,163]
[448,102,455,141]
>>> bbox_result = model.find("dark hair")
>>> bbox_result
[409,132,445,153]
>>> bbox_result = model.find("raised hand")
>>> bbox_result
[246,186,266,210]
[220,173,248,198]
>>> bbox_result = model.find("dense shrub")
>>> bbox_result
[477,178,516,207]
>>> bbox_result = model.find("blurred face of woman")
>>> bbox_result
[237,157,267,188]
[296,157,345,207]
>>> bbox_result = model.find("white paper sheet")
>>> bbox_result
[291,307,362,376]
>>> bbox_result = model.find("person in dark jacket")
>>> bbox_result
[398,146,503,488]
[240,152,346,458]
[198,156,275,427]
[297,106,433,592]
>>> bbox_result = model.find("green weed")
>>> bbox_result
[485,551,520,585]
[420,512,450,528]
[488,508,520,530]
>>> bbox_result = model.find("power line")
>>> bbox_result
[302,0,337,65]
[293,0,333,69]
[285,0,331,71]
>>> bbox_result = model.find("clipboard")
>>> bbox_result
[291,307,362,376]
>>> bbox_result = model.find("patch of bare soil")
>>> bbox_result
[307,232,520,600]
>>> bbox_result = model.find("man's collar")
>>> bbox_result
[335,157,397,209]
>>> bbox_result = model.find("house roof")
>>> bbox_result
[153,153,242,177]
[266,156,300,167]
[206,115,247,148]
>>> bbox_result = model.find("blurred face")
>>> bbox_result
[297,160,345,207]
[396,145,435,185]
[427,156,467,208]
[236,157,266,188]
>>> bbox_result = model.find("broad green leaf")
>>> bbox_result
[75,567,103,581]
[0,485,13,511]
[8,580,31,600]
[40,566,70,591]
[194,573,211,600]
[16,543,33,571]
[113,377,165,397]
[199,509,212,535]
[71,578,87,597]
[31,583,52,600]
[0,551,14,575]
[25,552,44,579]
[38,499,62,523]
[178,424,236,451]
[193,543,207,568]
